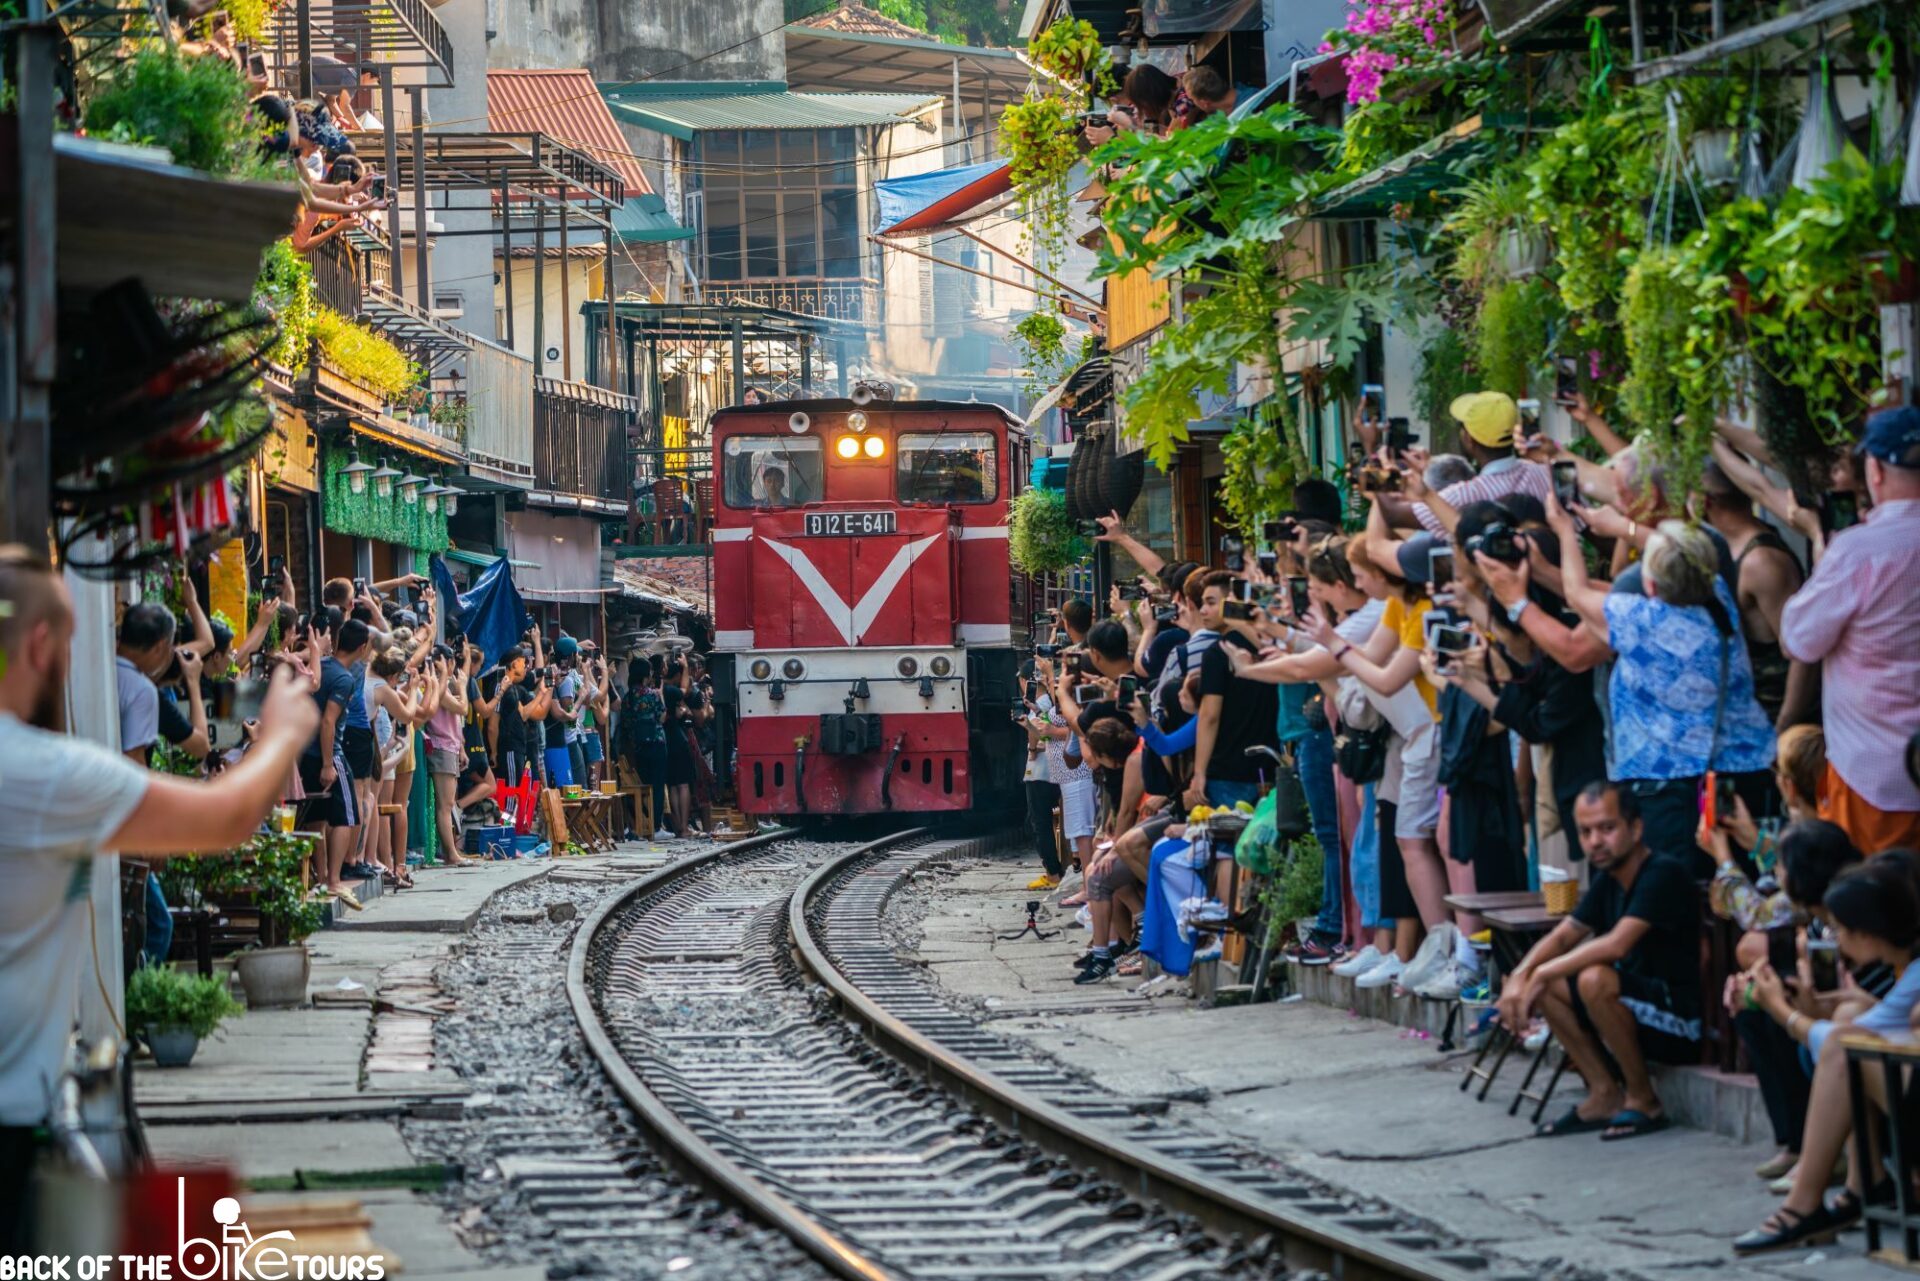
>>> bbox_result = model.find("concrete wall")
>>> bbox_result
[487,0,784,83]
[496,254,601,382]
[430,0,499,346]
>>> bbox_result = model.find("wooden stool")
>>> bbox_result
[616,762,655,838]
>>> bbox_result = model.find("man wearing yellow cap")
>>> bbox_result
[1403,391,1554,536]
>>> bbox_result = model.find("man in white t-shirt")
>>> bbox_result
[0,548,319,1244]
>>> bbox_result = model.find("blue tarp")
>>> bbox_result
[432,554,533,673]
[875,158,1011,235]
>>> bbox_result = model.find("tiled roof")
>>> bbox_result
[487,69,651,197]
[798,0,928,39]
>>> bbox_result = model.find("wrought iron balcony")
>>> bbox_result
[534,377,639,511]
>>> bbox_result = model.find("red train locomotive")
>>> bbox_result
[707,393,1029,817]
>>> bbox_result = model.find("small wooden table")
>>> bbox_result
[560,794,618,852]
[1445,890,1544,915]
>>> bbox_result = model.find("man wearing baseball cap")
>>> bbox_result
[1397,391,1555,537]
[1779,404,1920,852]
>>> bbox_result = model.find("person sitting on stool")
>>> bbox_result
[1496,780,1703,1140]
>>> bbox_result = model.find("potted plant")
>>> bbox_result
[1444,171,1545,289]
[126,962,240,1067]
[230,830,331,1008]
[1674,76,1749,187]
[1008,486,1090,575]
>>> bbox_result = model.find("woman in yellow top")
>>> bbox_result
[1302,535,1454,992]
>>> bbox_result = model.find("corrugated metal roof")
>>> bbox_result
[614,193,695,243]
[487,69,652,197]
[603,85,940,140]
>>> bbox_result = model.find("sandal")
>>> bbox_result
[1732,1204,1847,1255]
[1535,1106,1610,1138]
[1116,955,1144,977]
[1600,1109,1670,1141]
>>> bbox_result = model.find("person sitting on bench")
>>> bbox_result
[1495,780,1703,1140]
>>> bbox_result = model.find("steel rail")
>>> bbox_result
[791,842,1492,1281]
[566,826,925,1281]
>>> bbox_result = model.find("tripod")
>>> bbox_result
[998,899,1059,941]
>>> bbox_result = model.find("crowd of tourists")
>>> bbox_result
[1023,396,1920,1257]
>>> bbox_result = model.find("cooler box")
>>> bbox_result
[464,824,512,857]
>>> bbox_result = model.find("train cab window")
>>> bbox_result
[722,436,824,508]
[895,431,998,504]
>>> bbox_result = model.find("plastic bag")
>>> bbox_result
[1234,789,1283,875]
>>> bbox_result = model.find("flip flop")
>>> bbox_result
[1058,893,1087,908]
[1600,1109,1670,1141]
[1535,1106,1610,1138]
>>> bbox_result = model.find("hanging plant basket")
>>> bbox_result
[1497,227,1552,279]
[1689,130,1740,186]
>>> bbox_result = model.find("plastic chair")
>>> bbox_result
[493,768,542,836]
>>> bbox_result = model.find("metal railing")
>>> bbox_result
[309,236,360,316]
[535,376,637,501]
[715,278,878,325]
[466,338,536,485]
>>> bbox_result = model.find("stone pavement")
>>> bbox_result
[138,844,678,1281]
[906,853,1899,1281]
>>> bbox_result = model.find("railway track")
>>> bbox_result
[568,827,1513,1281]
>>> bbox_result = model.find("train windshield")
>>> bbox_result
[896,431,998,504]
[722,435,824,507]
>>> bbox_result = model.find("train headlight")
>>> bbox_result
[834,435,860,460]
[862,435,886,460]
[749,659,772,680]
[930,655,952,677]
[896,656,919,677]
[846,410,869,434]
[782,658,806,679]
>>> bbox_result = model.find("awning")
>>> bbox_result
[603,82,940,142]
[613,193,694,244]
[506,508,607,604]
[443,547,539,571]
[1312,116,1490,220]
[876,159,1016,237]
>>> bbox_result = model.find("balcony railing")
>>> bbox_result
[310,236,360,317]
[466,337,535,487]
[534,376,637,506]
[714,278,878,325]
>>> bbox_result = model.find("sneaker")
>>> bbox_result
[1413,960,1474,1000]
[1028,874,1061,891]
[1522,1021,1551,1052]
[1071,949,1105,971]
[1331,944,1386,978]
[1399,924,1458,992]
[1459,979,1492,1004]
[1354,954,1406,989]
[1074,905,1093,930]
[1284,937,1335,966]
[655,829,678,841]
[1074,954,1115,984]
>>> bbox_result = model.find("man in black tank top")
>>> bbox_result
[1701,461,1807,729]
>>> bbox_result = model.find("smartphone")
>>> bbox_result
[1808,938,1840,993]
[353,576,366,595]
[1713,772,1740,825]
[1821,490,1858,534]
[1023,680,1038,703]
[1765,925,1798,984]
[1262,518,1297,545]
[1554,360,1579,405]
[1286,575,1311,619]
[1222,600,1252,621]
[1256,549,1278,576]
[1517,398,1542,431]
[371,175,387,201]
[1360,383,1385,422]
[1431,623,1475,655]
[1386,416,1416,452]
[1117,583,1147,601]
[1552,459,1580,509]
[1116,675,1138,705]
[1220,533,1245,573]
[1428,547,1455,593]
[247,50,269,80]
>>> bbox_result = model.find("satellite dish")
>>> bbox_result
[788,411,811,433]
